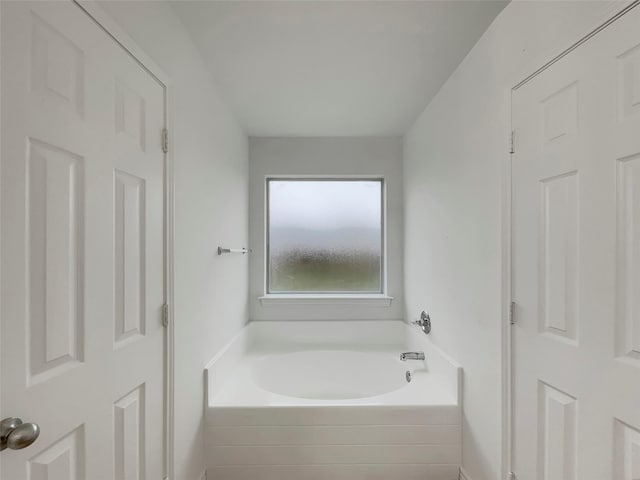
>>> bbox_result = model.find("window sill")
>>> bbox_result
[258,294,394,307]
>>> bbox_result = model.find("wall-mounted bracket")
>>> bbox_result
[217,247,251,255]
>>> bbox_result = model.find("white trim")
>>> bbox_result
[259,294,394,307]
[73,0,170,86]
[512,0,640,91]
[501,89,514,480]
[165,88,176,480]
[0,0,3,461]
[502,2,640,479]
[72,2,175,479]
[459,466,473,480]
[507,0,627,94]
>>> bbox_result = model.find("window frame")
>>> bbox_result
[264,176,388,299]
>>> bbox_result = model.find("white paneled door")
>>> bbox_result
[512,4,640,480]
[1,2,166,479]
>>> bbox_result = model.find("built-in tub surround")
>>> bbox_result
[204,321,462,480]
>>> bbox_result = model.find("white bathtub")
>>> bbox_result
[205,320,462,480]
[254,350,408,400]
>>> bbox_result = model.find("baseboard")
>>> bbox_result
[459,466,473,480]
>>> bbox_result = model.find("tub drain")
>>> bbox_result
[405,370,412,383]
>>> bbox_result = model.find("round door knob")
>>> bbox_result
[7,423,40,450]
[1,417,40,451]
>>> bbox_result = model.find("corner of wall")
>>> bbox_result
[459,466,473,480]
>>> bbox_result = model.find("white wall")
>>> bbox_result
[96,3,249,480]
[403,2,624,480]
[249,137,404,321]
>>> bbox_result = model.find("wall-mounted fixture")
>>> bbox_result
[400,351,426,361]
[217,247,251,255]
[412,311,431,335]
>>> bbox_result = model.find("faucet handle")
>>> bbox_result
[412,311,431,335]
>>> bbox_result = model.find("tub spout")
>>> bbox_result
[400,351,425,361]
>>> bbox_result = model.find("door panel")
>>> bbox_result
[512,5,640,480]
[1,2,166,479]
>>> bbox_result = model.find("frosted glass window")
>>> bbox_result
[267,179,383,293]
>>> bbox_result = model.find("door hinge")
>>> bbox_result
[509,130,515,154]
[162,128,169,154]
[162,303,170,328]
[509,301,516,325]
[508,472,517,480]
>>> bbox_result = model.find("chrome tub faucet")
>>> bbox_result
[400,351,425,361]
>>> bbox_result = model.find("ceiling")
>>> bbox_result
[170,1,508,137]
